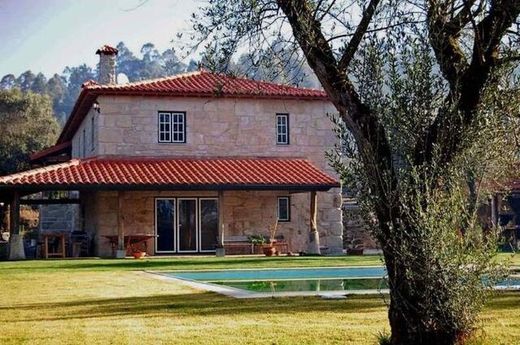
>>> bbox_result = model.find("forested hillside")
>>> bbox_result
[0,42,319,125]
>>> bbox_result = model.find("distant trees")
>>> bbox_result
[0,89,60,175]
[0,41,320,124]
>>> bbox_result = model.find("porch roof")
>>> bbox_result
[0,157,340,192]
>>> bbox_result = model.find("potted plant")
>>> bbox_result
[262,219,279,257]
[247,234,266,254]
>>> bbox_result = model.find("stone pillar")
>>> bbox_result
[8,191,25,260]
[216,190,226,257]
[307,191,321,255]
[116,191,125,258]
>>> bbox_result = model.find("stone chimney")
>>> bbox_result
[96,45,118,84]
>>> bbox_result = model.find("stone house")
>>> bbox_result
[0,45,343,258]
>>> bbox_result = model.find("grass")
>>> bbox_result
[0,254,518,345]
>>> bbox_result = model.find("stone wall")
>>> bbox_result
[88,189,342,257]
[71,107,98,159]
[342,201,379,250]
[89,96,338,175]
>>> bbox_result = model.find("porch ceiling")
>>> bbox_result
[0,157,340,193]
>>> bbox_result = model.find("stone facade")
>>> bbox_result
[342,201,379,250]
[72,95,343,255]
[86,189,342,257]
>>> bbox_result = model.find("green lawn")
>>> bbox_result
[0,254,518,345]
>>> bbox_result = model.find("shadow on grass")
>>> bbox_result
[484,291,520,311]
[0,292,385,323]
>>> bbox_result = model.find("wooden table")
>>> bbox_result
[42,233,66,259]
[104,235,157,256]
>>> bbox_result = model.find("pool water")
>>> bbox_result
[211,278,388,293]
[161,267,520,297]
[165,267,388,296]
[170,267,386,282]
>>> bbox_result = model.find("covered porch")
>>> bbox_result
[0,157,341,260]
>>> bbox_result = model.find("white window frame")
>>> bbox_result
[158,112,172,143]
[276,113,289,145]
[158,111,186,143]
[277,196,290,222]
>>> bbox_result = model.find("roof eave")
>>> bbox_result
[0,182,340,192]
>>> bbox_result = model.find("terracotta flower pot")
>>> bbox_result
[263,246,276,257]
[133,251,146,259]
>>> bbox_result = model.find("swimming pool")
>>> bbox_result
[152,267,520,299]
[155,267,389,298]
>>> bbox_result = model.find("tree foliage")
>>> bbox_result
[191,1,520,344]
[0,89,60,175]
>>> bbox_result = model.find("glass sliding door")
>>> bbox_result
[178,199,197,252]
[156,199,175,252]
[199,198,218,252]
[155,197,219,254]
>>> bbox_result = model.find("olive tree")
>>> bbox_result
[190,0,520,344]
[190,1,520,344]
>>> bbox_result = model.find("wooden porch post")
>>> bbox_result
[216,190,225,257]
[307,191,321,255]
[116,191,125,258]
[8,191,25,260]
[490,194,498,228]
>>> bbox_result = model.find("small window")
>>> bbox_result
[277,196,290,222]
[82,129,86,157]
[90,116,95,151]
[276,113,289,145]
[158,111,186,143]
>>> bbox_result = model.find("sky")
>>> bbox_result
[0,0,201,77]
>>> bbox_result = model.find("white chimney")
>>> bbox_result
[96,45,118,85]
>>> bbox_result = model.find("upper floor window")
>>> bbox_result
[82,129,86,157]
[90,116,95,151]
[158,111,186,143]
[276,113,289,145]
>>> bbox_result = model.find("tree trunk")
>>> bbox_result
[388,300,469,345]
[307,191,321,254]
[385,269,470,345]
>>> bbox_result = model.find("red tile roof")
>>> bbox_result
[57,70,328,143]
[82,70,327,99]
[0,157,339,191]
[96,45,118,55]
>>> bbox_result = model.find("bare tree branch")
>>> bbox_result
[338,0,381,72]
